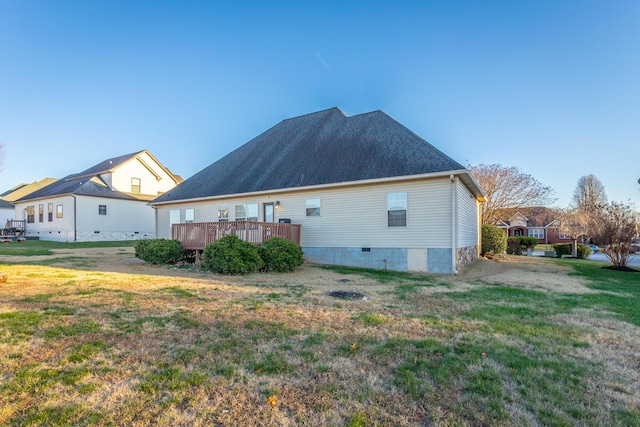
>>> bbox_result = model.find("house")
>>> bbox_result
[0,199,13,225]
[495,207,576,244]
[13,150,181,242]
[151,107,485,274]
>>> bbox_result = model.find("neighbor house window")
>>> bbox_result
[528,228,544,239]
[218,207,229,222]
[235,203,258,221]
[99,205,107,215]
[48,203,53,222]
[131,177,141,194]
[169,209,180,225]
[185,208,195,223]
[26,205,35,223]
[306,198,321,216]
[527,228,544,239]
[559,232,571,239]
[387,192,407,227]
[38,204,44,222]
[56,205,63,218]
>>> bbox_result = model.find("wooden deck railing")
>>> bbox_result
[1,220,26,237]
[172,221,301,250]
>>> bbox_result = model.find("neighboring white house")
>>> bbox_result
[151,107,485,274]
[13,150,181,242]
[0,199,13,225]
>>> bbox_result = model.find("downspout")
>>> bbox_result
[450,174,458,274]
[71,195,77,241]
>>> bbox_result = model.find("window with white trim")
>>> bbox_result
[131,177,141,194]
[27,205,35,223]
[48,203,53,222]
[305,198,321,216]
[218,207,229,222]
[185,208,195,223]
[38,204,44,222]
[169,209,180,225]
[56,205,63,219]
[528,228,544,239]
[98,205,107,215]
[235,203,258,221]
[387,192,407,227]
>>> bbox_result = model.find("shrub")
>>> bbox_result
[553,243,592,259]
[203,235,264,275]
[553,244,571,258]
[507,236,540,255]
[481,224,507,256]
[258,237,304,272]
[577,244,592,259]
[134,239,183,265]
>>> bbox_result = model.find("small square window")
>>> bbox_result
[306,198,321,216]
[99,205,107,215]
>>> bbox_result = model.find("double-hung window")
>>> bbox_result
[99,205,107,215]
[38,204,44,222]
[131,177,141,194]
[26,206,35,223]
[169,209,180,225]
[48,203,53,222]
[235,203,258,221]
[185,208,195,223]
[218,207,229,222]
[387,192,407,227]
[528,228,544,239]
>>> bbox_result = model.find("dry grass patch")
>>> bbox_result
[1,249,639,425]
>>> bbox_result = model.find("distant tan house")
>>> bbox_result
[495,207,577,244]
[1,178,58,225]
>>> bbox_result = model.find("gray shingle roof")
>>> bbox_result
[153,107,466,203]
[15,151,147,202]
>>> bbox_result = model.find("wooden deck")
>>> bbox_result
[172,221,301,250]
[1,220,26,240]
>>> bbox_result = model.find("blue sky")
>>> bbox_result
[1,1,638,207]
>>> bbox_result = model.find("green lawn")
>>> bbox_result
[0,255,638,426]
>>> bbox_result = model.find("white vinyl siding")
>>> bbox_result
[154,178,456,248]
[456,179,480,247]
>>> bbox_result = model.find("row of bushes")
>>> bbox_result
[552,243,592,259]
[481,224,593,260]
[506,236,539,255]
[135,236,304,274]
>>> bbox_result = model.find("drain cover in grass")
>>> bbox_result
[327,290,367,300]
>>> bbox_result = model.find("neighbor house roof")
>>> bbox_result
[0,198,12,209]
[153,107,483,204]
[1,178,59,202]
[496,207,562,228]
[15,150,177,203]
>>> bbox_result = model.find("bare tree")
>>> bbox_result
[589,201,639,268]
[557,209,590,257]
[572,174,607,213]
[470,164,556,224]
